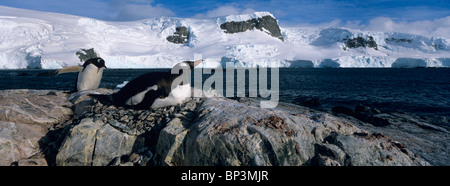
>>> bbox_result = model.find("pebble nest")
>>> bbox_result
[83,97,204,135]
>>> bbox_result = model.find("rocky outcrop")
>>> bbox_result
[166,26,190,44]
[0,89,73,166]
[311,28,378,51]
[332,104,389,127]
[386,38,413,44]
[76,48,100,62]
[0,121,47,166]
[55,90,202,166]
[220,15,284,41]
[0,89,435,166]
[331,104,449,166]
[153,97,428,166]
[343,36,378,50]
[56,117,139,166]
[0,90,72,125]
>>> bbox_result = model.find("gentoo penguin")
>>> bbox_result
[91,60,202,110]
[76,58,107,92]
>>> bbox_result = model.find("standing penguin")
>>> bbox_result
[91,60,202,109]
[76,58,107,92]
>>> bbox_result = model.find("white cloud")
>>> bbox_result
[347,16,450,39]
[106,0,175,21]
[192,6,256,19]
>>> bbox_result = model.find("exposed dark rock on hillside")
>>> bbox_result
[220,15,284,41]
[166,26,190,44]
[343,36,378,50]
[386,38,413,43]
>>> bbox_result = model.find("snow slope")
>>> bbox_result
[0,6,449,69]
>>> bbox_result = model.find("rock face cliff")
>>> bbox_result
[166,26,190,44]
[0,89,439,166]
[343,36,378,50]
[220,15,284,42]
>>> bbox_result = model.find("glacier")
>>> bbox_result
[0,5,449,69]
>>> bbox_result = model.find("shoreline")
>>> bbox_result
[2,68,449,119]
[1,89,448,166]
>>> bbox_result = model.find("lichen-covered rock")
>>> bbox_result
[56,118,137,166]
[324,132,425,166]
[341,111,449,166]
[153,97,429,166]
[153,117,189,166]
[0,122,22,165]
[0,89,72,125]
[55,90,204,166]
[92,123,137,166]
[56,118,103,166]
[4,89,431,166]
[0,89,73,166]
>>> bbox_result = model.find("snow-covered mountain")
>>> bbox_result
[0,5,449,69]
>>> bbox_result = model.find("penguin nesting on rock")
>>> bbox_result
[76,58,107,92]
[90,60,202,110]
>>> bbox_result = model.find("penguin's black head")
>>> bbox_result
[184,59,203,69]
[83,58,107,69]
[171,60,203,73]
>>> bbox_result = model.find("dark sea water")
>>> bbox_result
[1,68,449,117]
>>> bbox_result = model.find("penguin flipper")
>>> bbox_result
[89,94,115,106]
[134,90,161,110]
[72,73,79,93]
[56,66,83,75]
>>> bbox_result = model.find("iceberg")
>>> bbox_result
[391,58,427,68]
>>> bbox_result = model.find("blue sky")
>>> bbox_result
[0,0,449,27]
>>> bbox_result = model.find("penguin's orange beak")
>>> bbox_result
[193,59,203,67]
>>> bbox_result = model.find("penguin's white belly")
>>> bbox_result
[151,84,191,109]
[77,65,104,91]
[125,85,158,106]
